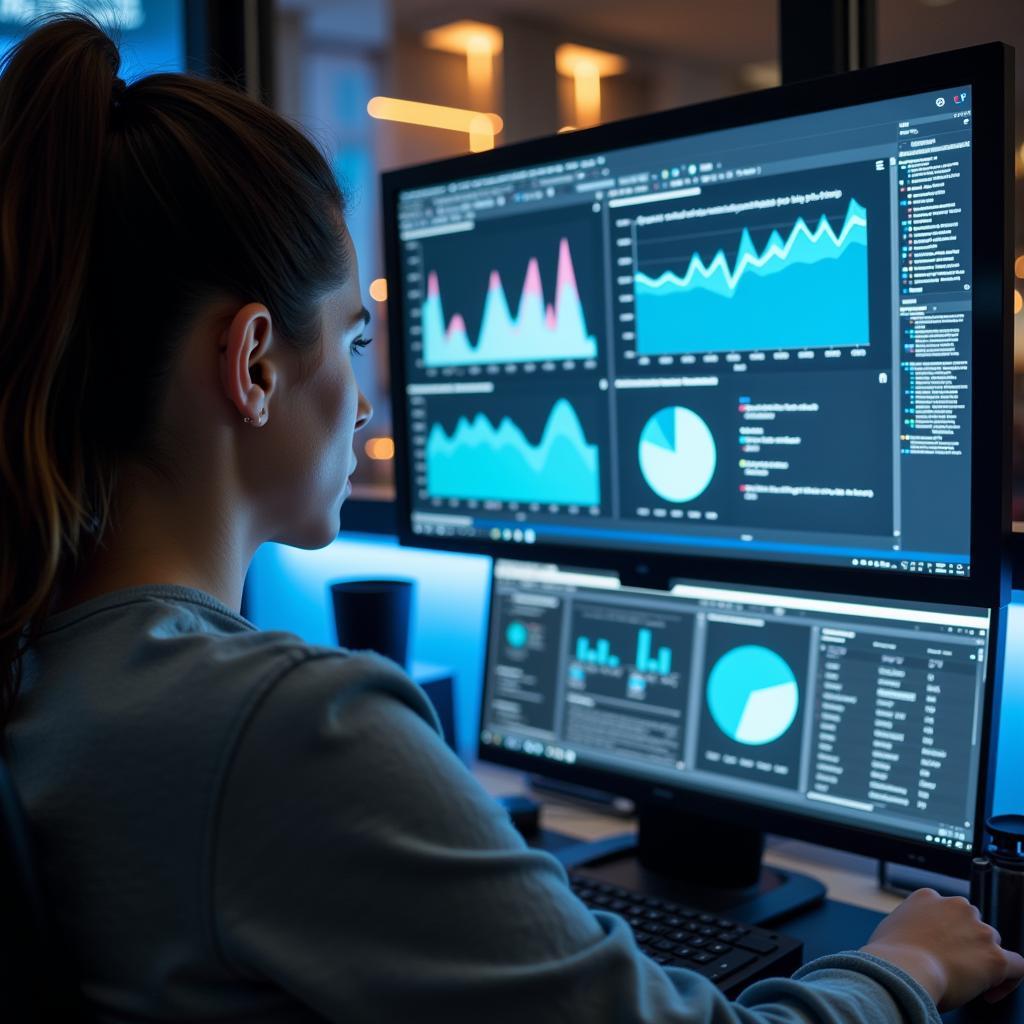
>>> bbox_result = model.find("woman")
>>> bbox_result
[0,15,1020,1024]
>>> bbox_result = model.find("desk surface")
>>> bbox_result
[472,762,1020,1023]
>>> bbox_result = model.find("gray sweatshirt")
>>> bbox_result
[8,585,941,1023]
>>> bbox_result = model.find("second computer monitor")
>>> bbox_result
[480,559,998,876]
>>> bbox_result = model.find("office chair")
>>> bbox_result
[0,752,85,1021]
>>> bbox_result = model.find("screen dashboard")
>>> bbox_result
[392,84,977,582]
[481,560,992,855]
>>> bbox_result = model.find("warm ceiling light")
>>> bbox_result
[367,97,502,151]
[1016,289,1023,316]
[369,278,388,303]
[555,43,628,128]
[1015,255,1024,280]
[423,20,503,56]
[365,436,396,461]
[555,44,628,79]
[423,21,504,106]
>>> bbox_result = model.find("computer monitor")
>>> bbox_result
[0,2,187,79]
[479,559,1005,907]
[383,44,1012,608]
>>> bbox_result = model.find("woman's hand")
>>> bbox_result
[861,887,1024,1011]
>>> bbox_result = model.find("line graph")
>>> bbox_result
[634,198,869,354]
[423,237,598,366]
[425,397,600,505]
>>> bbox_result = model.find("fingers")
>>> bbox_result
[1005,950,1024,980]
[982,952,1024,1004]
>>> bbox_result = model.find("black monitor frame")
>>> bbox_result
[383,43,1014,610]
[476,561,1008,879]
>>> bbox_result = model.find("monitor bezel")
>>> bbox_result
[476,562,1006,879]
[383,43,1013,609]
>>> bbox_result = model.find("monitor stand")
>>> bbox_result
[536,804,826,927]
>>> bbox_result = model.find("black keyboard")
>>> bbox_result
[569,872,803,997]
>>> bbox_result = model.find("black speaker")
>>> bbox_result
[330,578,415,669]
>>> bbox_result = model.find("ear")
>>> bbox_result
[219,303,276,427]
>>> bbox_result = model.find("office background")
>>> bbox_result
[12,0,1022,820]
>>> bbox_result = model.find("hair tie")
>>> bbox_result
[111,76,126,110]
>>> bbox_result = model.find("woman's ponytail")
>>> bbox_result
[0,15,349,728]
[0,16,125,728]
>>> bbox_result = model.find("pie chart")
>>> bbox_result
[638,406,716,503]
[506,621,529,648]
[706,645,799,746]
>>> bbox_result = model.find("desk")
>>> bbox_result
[473,762,1021,1024]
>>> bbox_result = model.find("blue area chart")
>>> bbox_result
[634,199,869,354]
[426,398,600,506]
[706,645,800,746]
[422,238,598,367]
[638,406,717,503]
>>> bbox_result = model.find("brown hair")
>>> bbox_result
[0,15,350,727]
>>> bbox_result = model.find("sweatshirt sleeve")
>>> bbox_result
[210,652,941,1024]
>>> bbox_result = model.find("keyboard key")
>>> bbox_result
[569,873,794,992]
[707,949,757,979]
[736,933,779,955]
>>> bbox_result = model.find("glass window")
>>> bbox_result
[274,0,781,502]
[280,3,1024,513]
